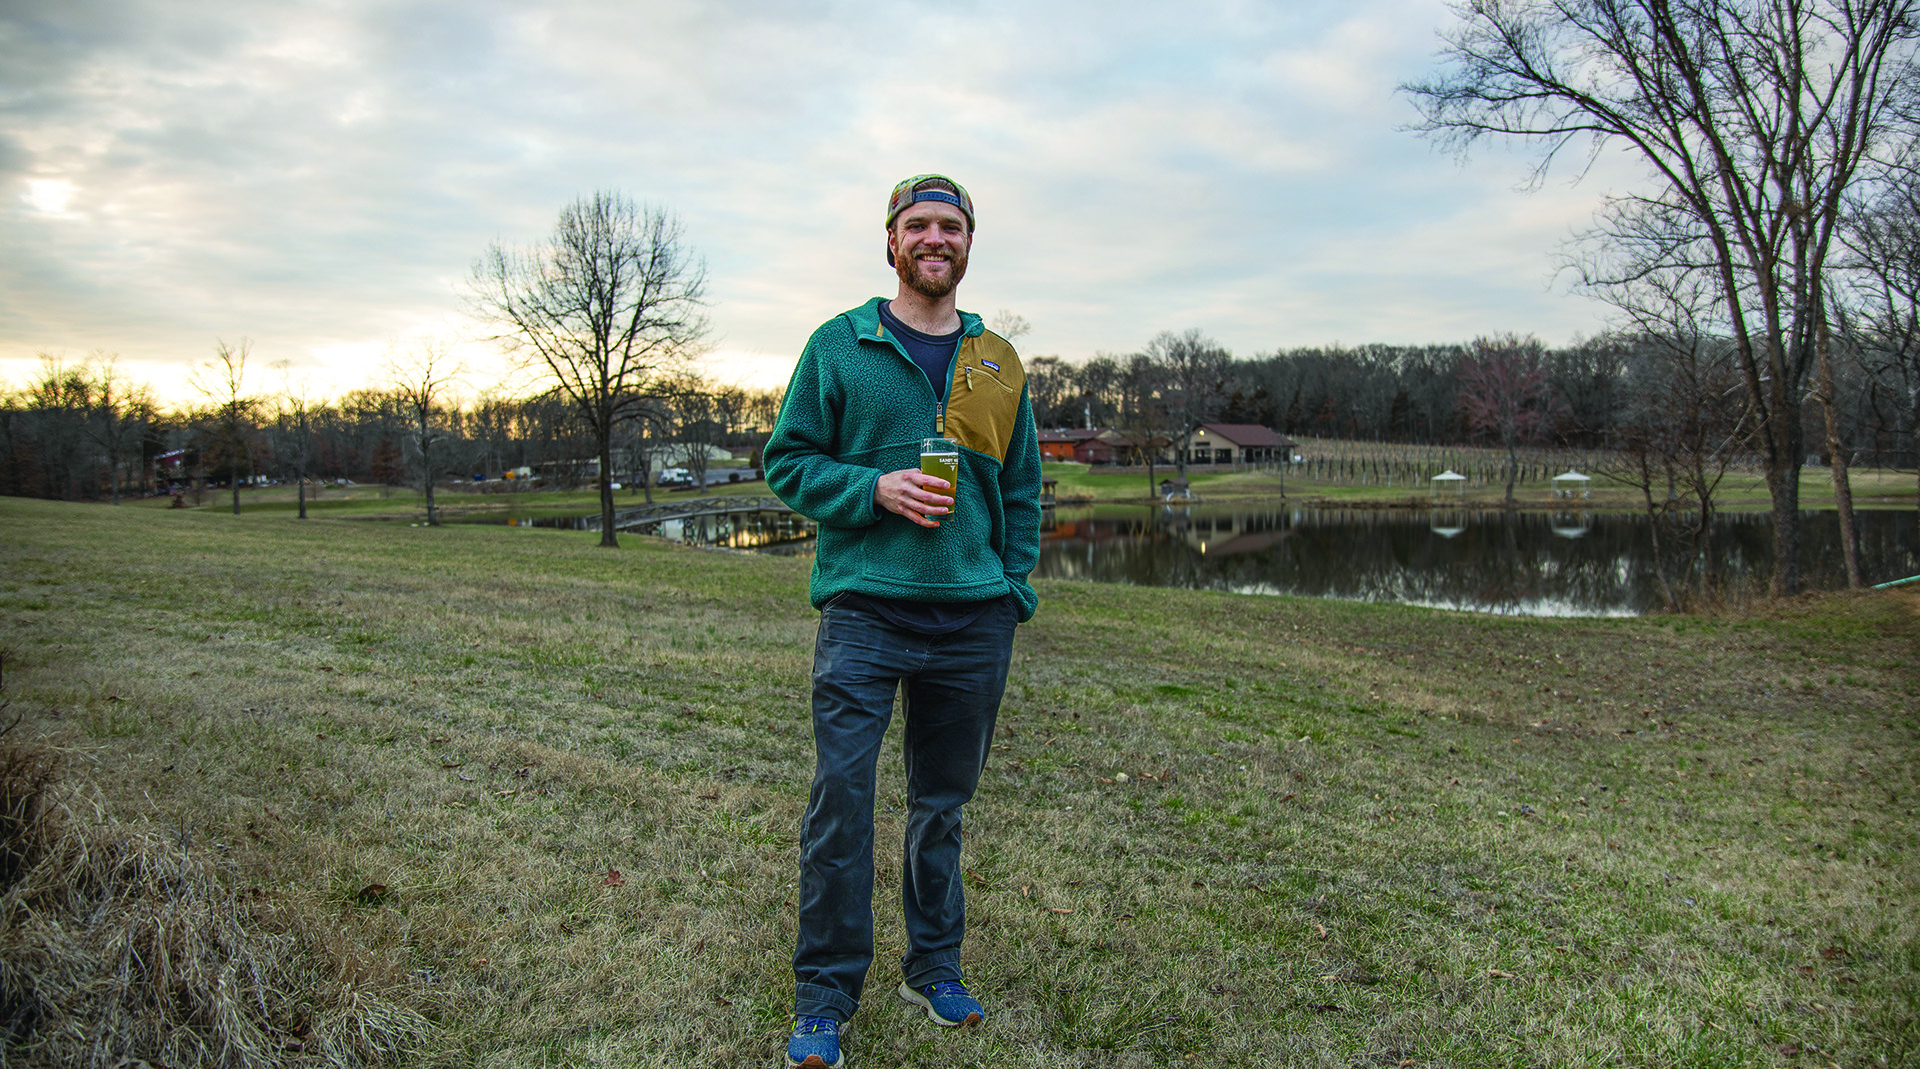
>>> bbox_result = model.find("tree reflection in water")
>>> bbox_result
[1032,507,1918,616]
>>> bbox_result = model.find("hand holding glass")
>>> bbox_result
[920,437,959,521]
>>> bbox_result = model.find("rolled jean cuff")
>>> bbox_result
[795,982,858,1023]
[901,947,964,989]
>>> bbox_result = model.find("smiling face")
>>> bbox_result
[888,199,972,300]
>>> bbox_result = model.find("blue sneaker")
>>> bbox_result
[896,980,985,1027]
[785,1015,844,1069]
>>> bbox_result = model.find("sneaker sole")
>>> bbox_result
[786,1054,844,1069]
[895,981,983,1027]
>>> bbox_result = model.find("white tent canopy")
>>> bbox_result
[1430,469,1467,499]
[1552,470,1592,498]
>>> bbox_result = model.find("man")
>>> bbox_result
[763,174,1042,1069]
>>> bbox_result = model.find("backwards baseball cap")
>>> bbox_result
[885,174,974,266]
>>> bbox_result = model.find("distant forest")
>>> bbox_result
[3,325,1914,503]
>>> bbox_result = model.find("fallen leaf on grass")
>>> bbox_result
[494,790,516,798]
[601,868,626,887]
[457,772,475,782]
[1488,969,1516,979]
[1279,793,1296,803]
[1047,907,1074,914]
[1314,924,1329,938]
[353,883,389,905]
[1306,1003,1343,1013]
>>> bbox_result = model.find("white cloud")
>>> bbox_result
[0,0,1629,401]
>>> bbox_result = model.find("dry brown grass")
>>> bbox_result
[0,730,430,1068]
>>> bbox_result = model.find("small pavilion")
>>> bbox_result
[1430,469,1467,500]
[1551,470,1593,499]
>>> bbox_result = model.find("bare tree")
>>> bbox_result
[1840,170,1920,521]
[190,339,256,516]
[1603,334,1754,607]
[1404,0,1920,594]
[1024,355,1072,427]
[271,362,321,519]
[1117,352,1172,496]
[666,374,720,495]
[74,353,152,506]
[469,191,708,547]
[990,310,1033,344]
[1147,329,1231,479]
[621,395,672,503]
[386,341,464,527]
[1458,334,1557,506]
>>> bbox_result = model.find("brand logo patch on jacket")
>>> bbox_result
[980,359,1001,372]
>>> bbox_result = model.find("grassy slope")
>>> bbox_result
[1043,461,1920,511]
[3,496,1916,1068]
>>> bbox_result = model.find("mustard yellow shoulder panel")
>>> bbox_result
[944,332,1026,465]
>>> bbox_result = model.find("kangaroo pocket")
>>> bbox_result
[857,501,1004,596]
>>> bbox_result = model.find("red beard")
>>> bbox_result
[896,246,968,300]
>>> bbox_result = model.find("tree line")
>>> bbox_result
[0,347,784,511]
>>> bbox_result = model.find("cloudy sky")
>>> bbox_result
[1,0,1643,404]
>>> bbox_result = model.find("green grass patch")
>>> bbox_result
[1,496,1916,1067]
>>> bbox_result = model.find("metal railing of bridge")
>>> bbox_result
[591,495,796,531]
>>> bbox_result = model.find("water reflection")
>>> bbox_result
[1036,507,1917,616]
[472,501,1919,617]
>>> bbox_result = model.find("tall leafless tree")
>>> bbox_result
[70,352,152,505]
[191,339,256,516]
[1458,333,1558,506]
[1118,352,1172,496]
[386,341,464,527]
[1147,329,1232,480]
[469,191,708,547]
[1404,0,1920,594]
[272,361,319,519]
[1839,169,1920,520]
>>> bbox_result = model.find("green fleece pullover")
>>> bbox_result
[765,297,1042,621]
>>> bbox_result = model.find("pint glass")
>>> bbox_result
[920,437,960,518]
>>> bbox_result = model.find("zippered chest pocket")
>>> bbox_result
[964,364,1018,394]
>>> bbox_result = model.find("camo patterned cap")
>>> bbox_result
[885,174,974,230]
[886,175,972,267]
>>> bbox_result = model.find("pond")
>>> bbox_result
[1033,506,1917,616]
[469,503,1919,616]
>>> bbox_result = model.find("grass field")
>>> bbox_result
[2,496,1916,1067]
[1042,447,1920,512]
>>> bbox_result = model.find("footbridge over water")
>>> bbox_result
[592,495,796,532]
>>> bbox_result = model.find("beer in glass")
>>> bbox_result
[920,437,959,519]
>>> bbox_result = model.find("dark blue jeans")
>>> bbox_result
[792,595,1017,1023]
